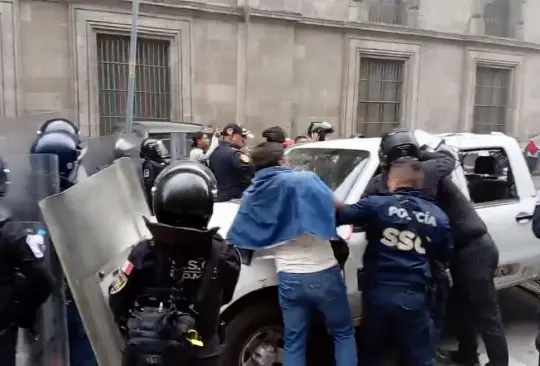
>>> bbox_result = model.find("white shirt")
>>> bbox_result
[189,136,219,163]
[272,234,337,274]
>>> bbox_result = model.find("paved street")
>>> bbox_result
[441,287,538,366]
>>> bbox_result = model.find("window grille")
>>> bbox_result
[482,0,513,38]
[357,58,404,137]
[97,34,171,135]
[367,0,406,25]
[473,66,510,134]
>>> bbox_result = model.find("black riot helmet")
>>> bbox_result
[140,138,170,164]
[307,121,334,141]
[152,160,216,229]
[30,131,86,190]
[262,126,286,143]
[38,118,81,139]
[379,128,421,166]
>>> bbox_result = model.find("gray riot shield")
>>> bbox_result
[39,157,152,366]
[0,154,65,366]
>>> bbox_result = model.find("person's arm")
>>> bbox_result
[420,149,456,181]
[231,150,255,178]
[336,197,374,226]
[3,222,54,329]
[533,202,540,239]
[204,135,219,159]
[108,242,153,332]
[218,241,241,305]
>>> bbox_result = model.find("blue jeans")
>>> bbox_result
[360,285,435,366]
[278,265,357,366]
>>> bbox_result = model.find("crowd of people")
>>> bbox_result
[4,116,540,366]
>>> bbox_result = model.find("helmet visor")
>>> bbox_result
[155,140,170,157]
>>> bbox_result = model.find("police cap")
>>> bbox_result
[379,128,421,165]
[152,160,216,229]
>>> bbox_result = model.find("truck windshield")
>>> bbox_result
[285,148,370,199]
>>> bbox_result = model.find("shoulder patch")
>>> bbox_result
[143,169,150,178]
[26,234,45,259]
[239,153,250,163]
[109,271,128,295]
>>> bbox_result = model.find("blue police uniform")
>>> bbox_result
[208,140,254,202]
[337,189,453,366]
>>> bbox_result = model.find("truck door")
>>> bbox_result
[460,146,540,288]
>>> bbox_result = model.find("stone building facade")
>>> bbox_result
[2,0,540,140]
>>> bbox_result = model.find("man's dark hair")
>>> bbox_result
[388,158,424,190]
[294,135,308,143]
[191,131,204,148]
[262,126,286,143]
[251,142,284,172]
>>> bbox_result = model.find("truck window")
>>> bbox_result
[459,148,518,205]
[285,148,370,199]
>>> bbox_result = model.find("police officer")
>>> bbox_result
[208,123,254,202]
[0,156,54,366]
[31,130,97,366]
[364,129,509,366]
[108,161,241,366]
[337,158,453,365]
[307,121,334,141]
[140,138,171,206]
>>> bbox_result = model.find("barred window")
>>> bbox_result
[357,58,404,137]
[482,0,513,38]
[473,66,510,134]
[97,34,171,135]
[367,0,405,25]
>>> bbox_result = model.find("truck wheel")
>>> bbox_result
[222,304,284,366]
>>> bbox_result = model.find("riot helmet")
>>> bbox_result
[140,138,170,164]
[152,160,216,229]
[262,126,286,143]
[307,121,334,141]
[30,131,86,190]
[379,128,421,166]
[38,118,81,139]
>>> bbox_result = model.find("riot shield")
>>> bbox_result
[0,154,65,366]
[39,157,152,366]
[81,134,119,176]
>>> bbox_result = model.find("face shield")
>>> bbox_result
[155,140,170,159]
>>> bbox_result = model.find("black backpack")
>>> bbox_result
[121,241,222,366]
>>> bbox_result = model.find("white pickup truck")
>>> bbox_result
[209,132,540,366]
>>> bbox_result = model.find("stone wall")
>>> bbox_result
[4,0,540,140]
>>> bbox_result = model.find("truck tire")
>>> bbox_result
[221,303,284,366]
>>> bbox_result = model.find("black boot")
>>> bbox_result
[441,350,480,366]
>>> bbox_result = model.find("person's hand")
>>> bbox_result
[214,128,222,137]
[310,132,320,141]
[333,194,344,210]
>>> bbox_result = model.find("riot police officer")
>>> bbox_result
[31,130,97,366]
[364,129,509,366]
[208,123,254,201]
[108,161,241,366]
[0,156,54,366]
[31,130,87,191]
[140,138,171,206]
[337,158,453,366]
[307,121,334,141]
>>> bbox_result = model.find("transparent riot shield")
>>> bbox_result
[39,157,152,366]
[81,134,119,176]
[0,154,66,366]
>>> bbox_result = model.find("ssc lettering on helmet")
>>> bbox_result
[387,206,437,227]
[380,228,427,254]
